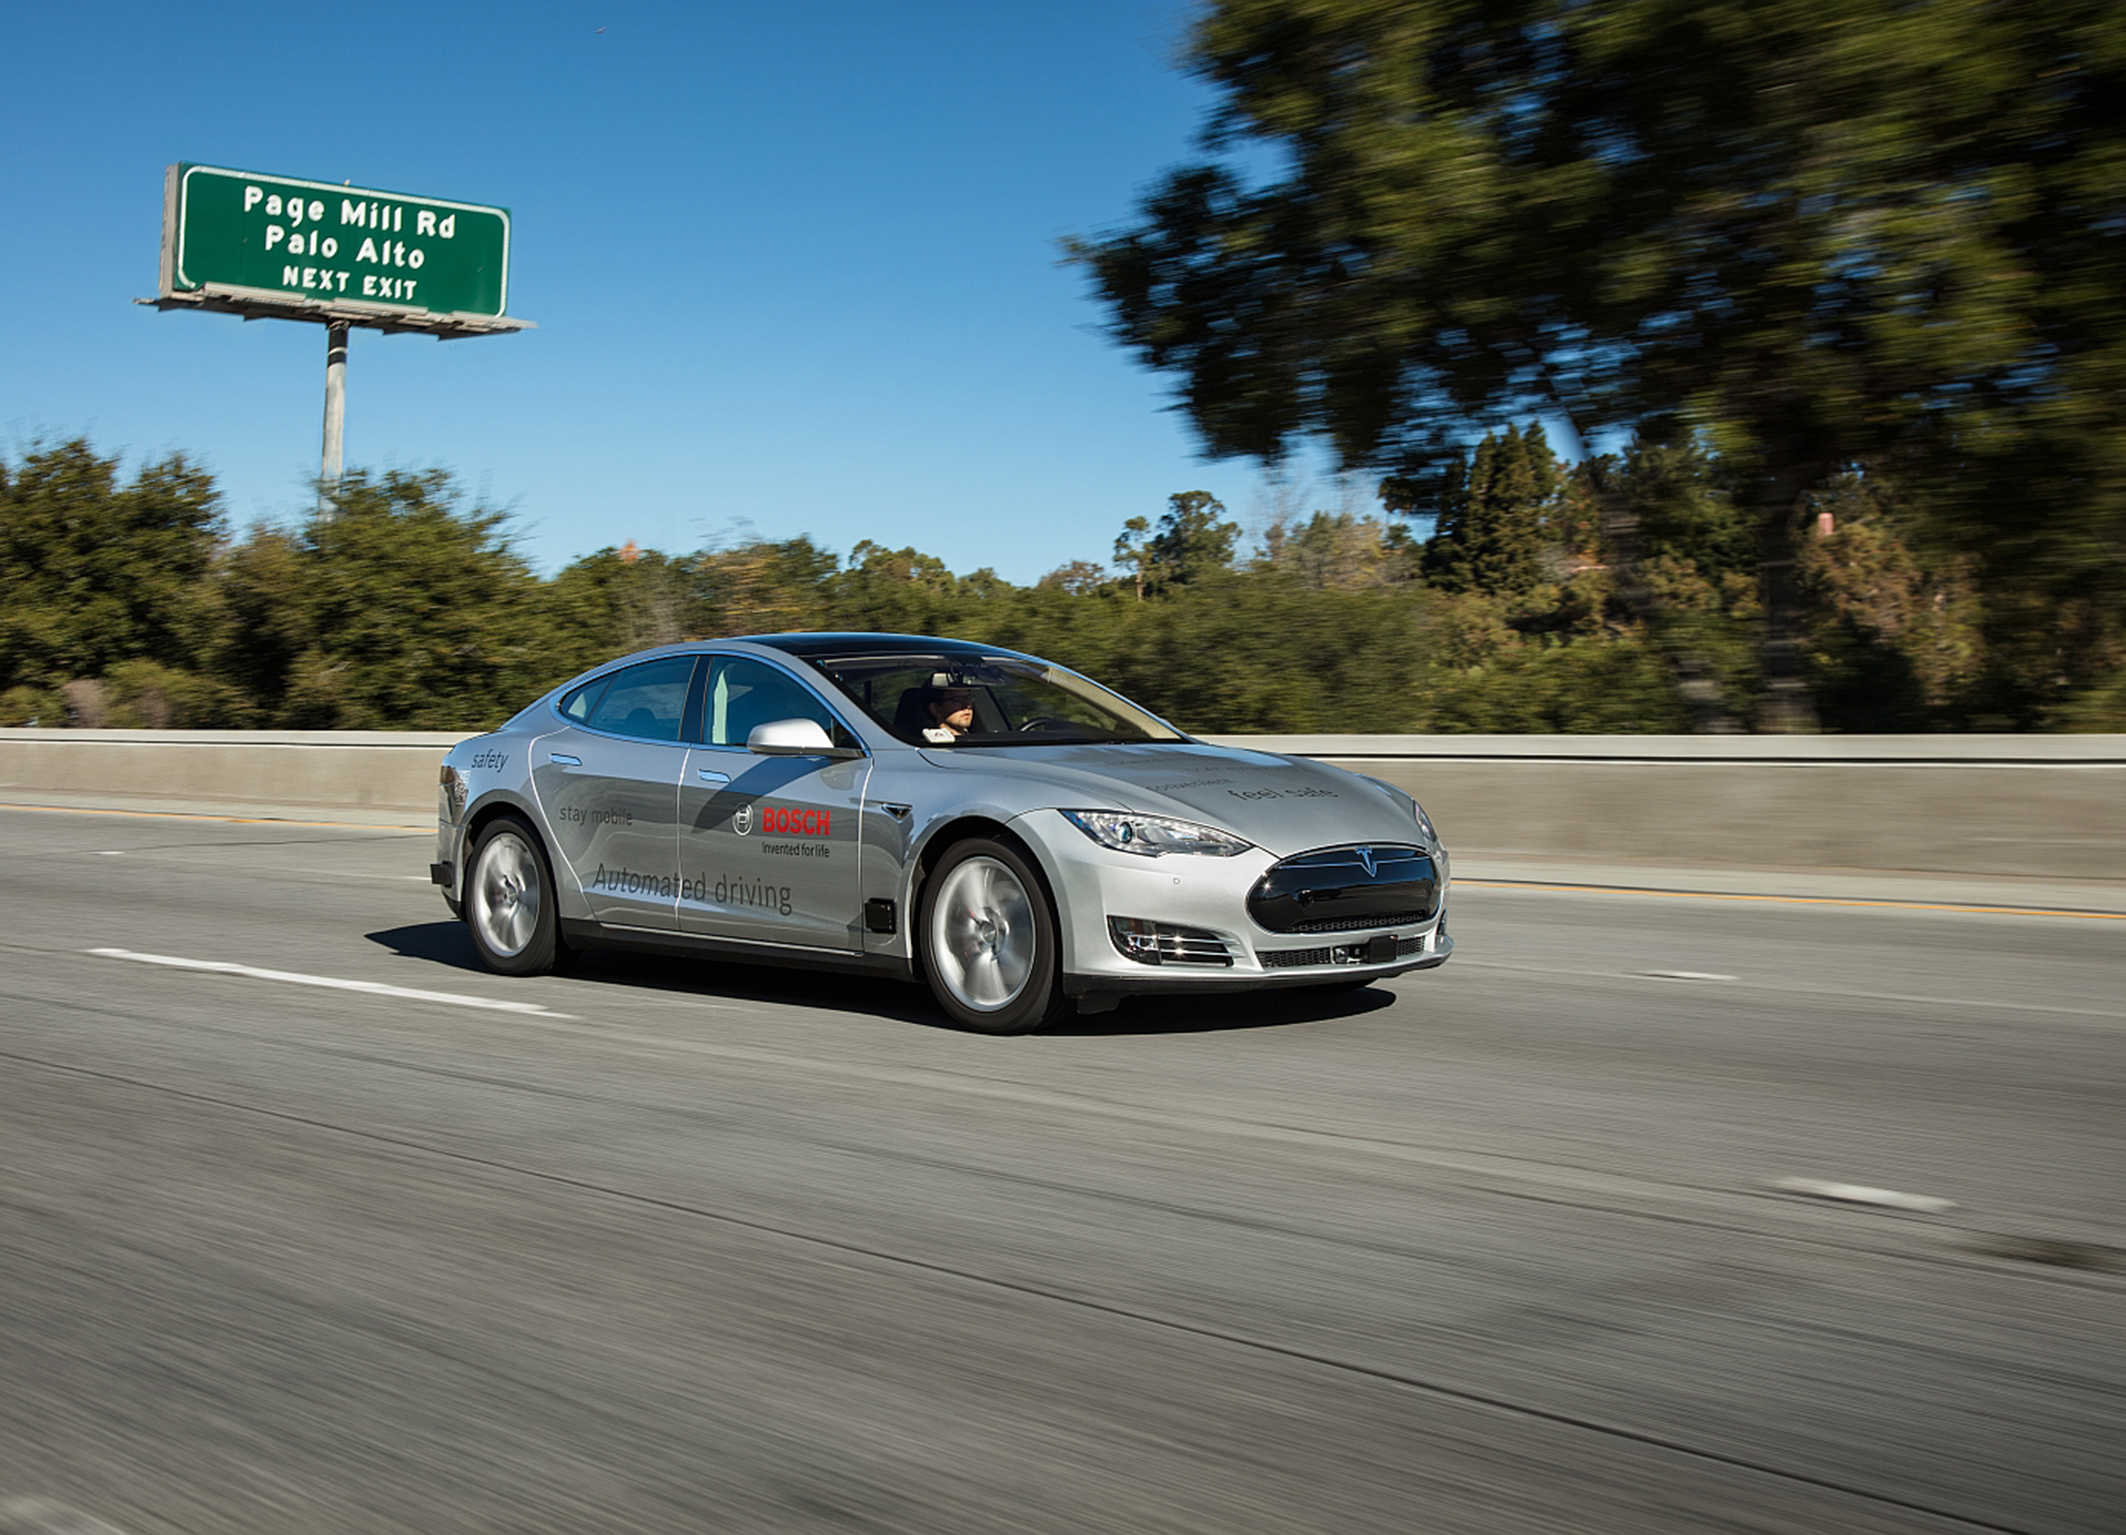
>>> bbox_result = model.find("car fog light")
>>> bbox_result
[1107,916,1234,967]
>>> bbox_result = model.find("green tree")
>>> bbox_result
[1114,491,1241,598]
[1036,559,1113,596]
[1150,490,1240,587]
[0,438,223,695]
[1072,0,2126,730]
[545,543,719,676]
[1798,470,1984,730]
[1257,510,1401,589]
[216,470,546,729]
[824,541,969,634]
[1423,423,1559,601]
[1577,425,1761,728]
[1113,515,1156,600]
[695,536,839,637]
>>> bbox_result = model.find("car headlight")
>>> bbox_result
[1061,809,1254,858]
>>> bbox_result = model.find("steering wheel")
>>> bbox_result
[1016,716,1083,734]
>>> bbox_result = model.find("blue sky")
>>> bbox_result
[2,0,1357,581]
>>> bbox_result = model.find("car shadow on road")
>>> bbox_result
[366,919,949,1029]
[364,920,1394,1036]
[367,920,487,972]
[1049,985,1398,1035]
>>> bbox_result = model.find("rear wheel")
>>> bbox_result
[920,838,1069,1034]
[466,815,573,976]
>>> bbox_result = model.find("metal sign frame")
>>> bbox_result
[140,163,533,340]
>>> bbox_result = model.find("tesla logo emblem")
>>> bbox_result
[732,804,754,836]
[1355,846,1377,877]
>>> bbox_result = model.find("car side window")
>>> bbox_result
[558,676,609,723]
[579,655,696,742]
[702,656,859,750]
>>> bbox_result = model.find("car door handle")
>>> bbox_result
[548,753,582,766]
[696,769,730,785]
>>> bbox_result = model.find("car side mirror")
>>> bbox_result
[746,718,860,758]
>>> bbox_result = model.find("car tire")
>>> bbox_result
[465,814,573,977]
[919,837,1069,1035]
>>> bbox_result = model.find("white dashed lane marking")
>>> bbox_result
[87,948,572,1019]
[1768,1177,1957,1214]
[1638,970,1739,982]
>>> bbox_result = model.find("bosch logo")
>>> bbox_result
[761,804,831,837]
[732,804,754,836]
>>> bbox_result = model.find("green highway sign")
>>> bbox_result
[160,163,514,322]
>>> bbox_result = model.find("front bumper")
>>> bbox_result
[1010,809,1452,1000]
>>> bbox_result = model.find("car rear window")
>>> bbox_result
[576,655,696,742]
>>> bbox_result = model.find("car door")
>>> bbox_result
[679,654,869,950]
[532,653,701,931]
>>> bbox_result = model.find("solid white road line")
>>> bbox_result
[1768,1177,1956,1214]
[87,948,572,1019]
[1638,970,1740,981]
[0,1498,137,1534]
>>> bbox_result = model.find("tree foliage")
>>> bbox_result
[5,435,2117,733]
[222,471,546,730]
[0,438,223,693]
[1114,490,1240,597]
[1070,0,2126,728]
[1423,423,1560,602]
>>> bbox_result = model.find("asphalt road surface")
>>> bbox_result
[1,804,2121,1535]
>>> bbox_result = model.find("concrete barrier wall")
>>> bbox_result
[3,728,2122,880]
[1201,735,2126,881]
[0,729,475,819]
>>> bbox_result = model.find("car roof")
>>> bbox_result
[741,632,1007,659]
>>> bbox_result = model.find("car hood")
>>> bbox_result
[915,741,1423,859]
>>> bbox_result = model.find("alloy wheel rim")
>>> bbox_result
[930,856,1036,1012]
[472,832,541,958]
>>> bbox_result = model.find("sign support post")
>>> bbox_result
[321,321,348,512]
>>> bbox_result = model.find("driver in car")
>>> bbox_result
[924,685,976,742]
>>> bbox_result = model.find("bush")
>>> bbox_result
[99,660,242,728]
[0,684,64,726]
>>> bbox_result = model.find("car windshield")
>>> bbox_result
[806,652,1184,748]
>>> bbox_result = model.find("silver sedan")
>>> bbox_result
[433,633,1452,1032]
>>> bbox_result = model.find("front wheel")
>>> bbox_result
[920,838,1069,1034]
[466,815,573,976]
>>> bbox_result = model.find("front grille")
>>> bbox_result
[1260,945,1336,970]
[1109,916,1234,967]
[1248,845,1439,934]
[1259,933,1427,970]
[1283,909,1432,934]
